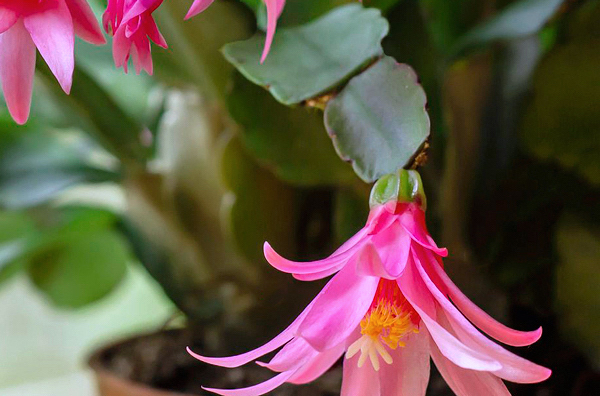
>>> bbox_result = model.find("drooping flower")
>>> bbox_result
[186,0,286,63]
[188,170,551,395]
[0,0,105,124]
[103,0,167,74]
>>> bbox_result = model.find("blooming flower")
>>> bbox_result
[188,170,551,395]
[0,0,105,124]
[186,0,286,63]
[103,0,167,74]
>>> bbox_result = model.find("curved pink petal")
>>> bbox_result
[420,249,542,347]
[0,21,36,125]
[400,206,448,257]
[143,15,167,48]
[256,337,317,372]
[430,338,510,396]
[341,353,381,396]
[64,0,106,44]
[355,243,391,279]
[288,342,345,385]
[202,370,295,396]
[0,7,18,34]
[23,0,74,94]
[379,330,430,396]
[263,231,368,276]
[261,0,281,63]
[298,265,379,351]
[371,220,412,277]
[185,0,214,19]
[398,261,502,372]
[413,253,551,383]
[112,28,131,71]
[132,34,152,74]
[187,300,315,368]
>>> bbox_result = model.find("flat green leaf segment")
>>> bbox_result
[453,0,564,55]
[325,57,430,182]
[222,4,389,105]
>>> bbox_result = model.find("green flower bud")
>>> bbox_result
[369,170,427,210]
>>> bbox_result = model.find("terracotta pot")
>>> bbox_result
[88,329,199,396]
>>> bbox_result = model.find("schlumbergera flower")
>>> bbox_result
[103,0,167,74]
[188,170,551,395]
[186,0,286,63]
[0,0,105,124]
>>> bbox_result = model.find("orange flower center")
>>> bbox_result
[346,280,419,371]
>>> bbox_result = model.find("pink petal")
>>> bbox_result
[64,0,106,44]
[341,352,381,396]
[143,15,167,48]
[413,253,551,383]
[288,342,345,385]
[0,7,18,34]
[430,338,511,396]
[132,35,152,74]
[355,243,391,279]
[421,248,542,347]
[261,0,280,63]
[256,337,317,372]
[187,300,316,368]
[379,331,430,396]
[112,29,131,71]
[202,370,295,396]
[400,206,448,257]
[370,220,412,277]
[185,0,215,19]
[298,265,379,351]
[263,229,368,276]
[23,0,74,94]
[0,21,36,125]
[398,260,502,372]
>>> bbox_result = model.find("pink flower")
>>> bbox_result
[186,0,286,63]
[103,0,167,74]
[188,171,551,395]
[0,0,105,124]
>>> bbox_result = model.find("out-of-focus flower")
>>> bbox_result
[188,170,551,395]
[0,0,105,124]
[186,0,285,63]
[103,0,167,74]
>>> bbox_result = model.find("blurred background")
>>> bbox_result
[0,0,598,395]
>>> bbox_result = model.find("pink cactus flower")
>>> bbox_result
[103,0,167,74]
[0,0,105,124]
[186,0,285,63]
[188,171,551,395]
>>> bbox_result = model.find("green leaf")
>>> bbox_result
[228,74,355,186]
[453,0,564,56]
[0,130,119,208]
[0,211,38,285]
[222,4,389,105]
[520,33,600,185]
[324,56,430,182]
[27,229,130,309]
[35,63,148,163]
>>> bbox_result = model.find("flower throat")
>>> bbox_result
[346,279,419,371]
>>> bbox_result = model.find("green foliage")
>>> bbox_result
[228,75,355,186]
[0,211,38,285]
[0,129,118,209]
[452,0,564,56]
[222,4,388,105]
[521,3,600,185]
[324,57,430,182]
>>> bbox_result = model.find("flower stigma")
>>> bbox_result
[346,279,419,371]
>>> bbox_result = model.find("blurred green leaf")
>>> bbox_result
[27,228,130,309]
[0,211,38,285]
[324,56,430,182]
[0,130,119,208]
[452,0,564,56]
[222,4,388,105]
[36,63,147,163]
[333,187,369,245]
[520,30,600,185]
[228,75,355,186]
[556,214,600,365]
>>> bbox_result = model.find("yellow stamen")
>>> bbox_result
[346,285,419,371]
